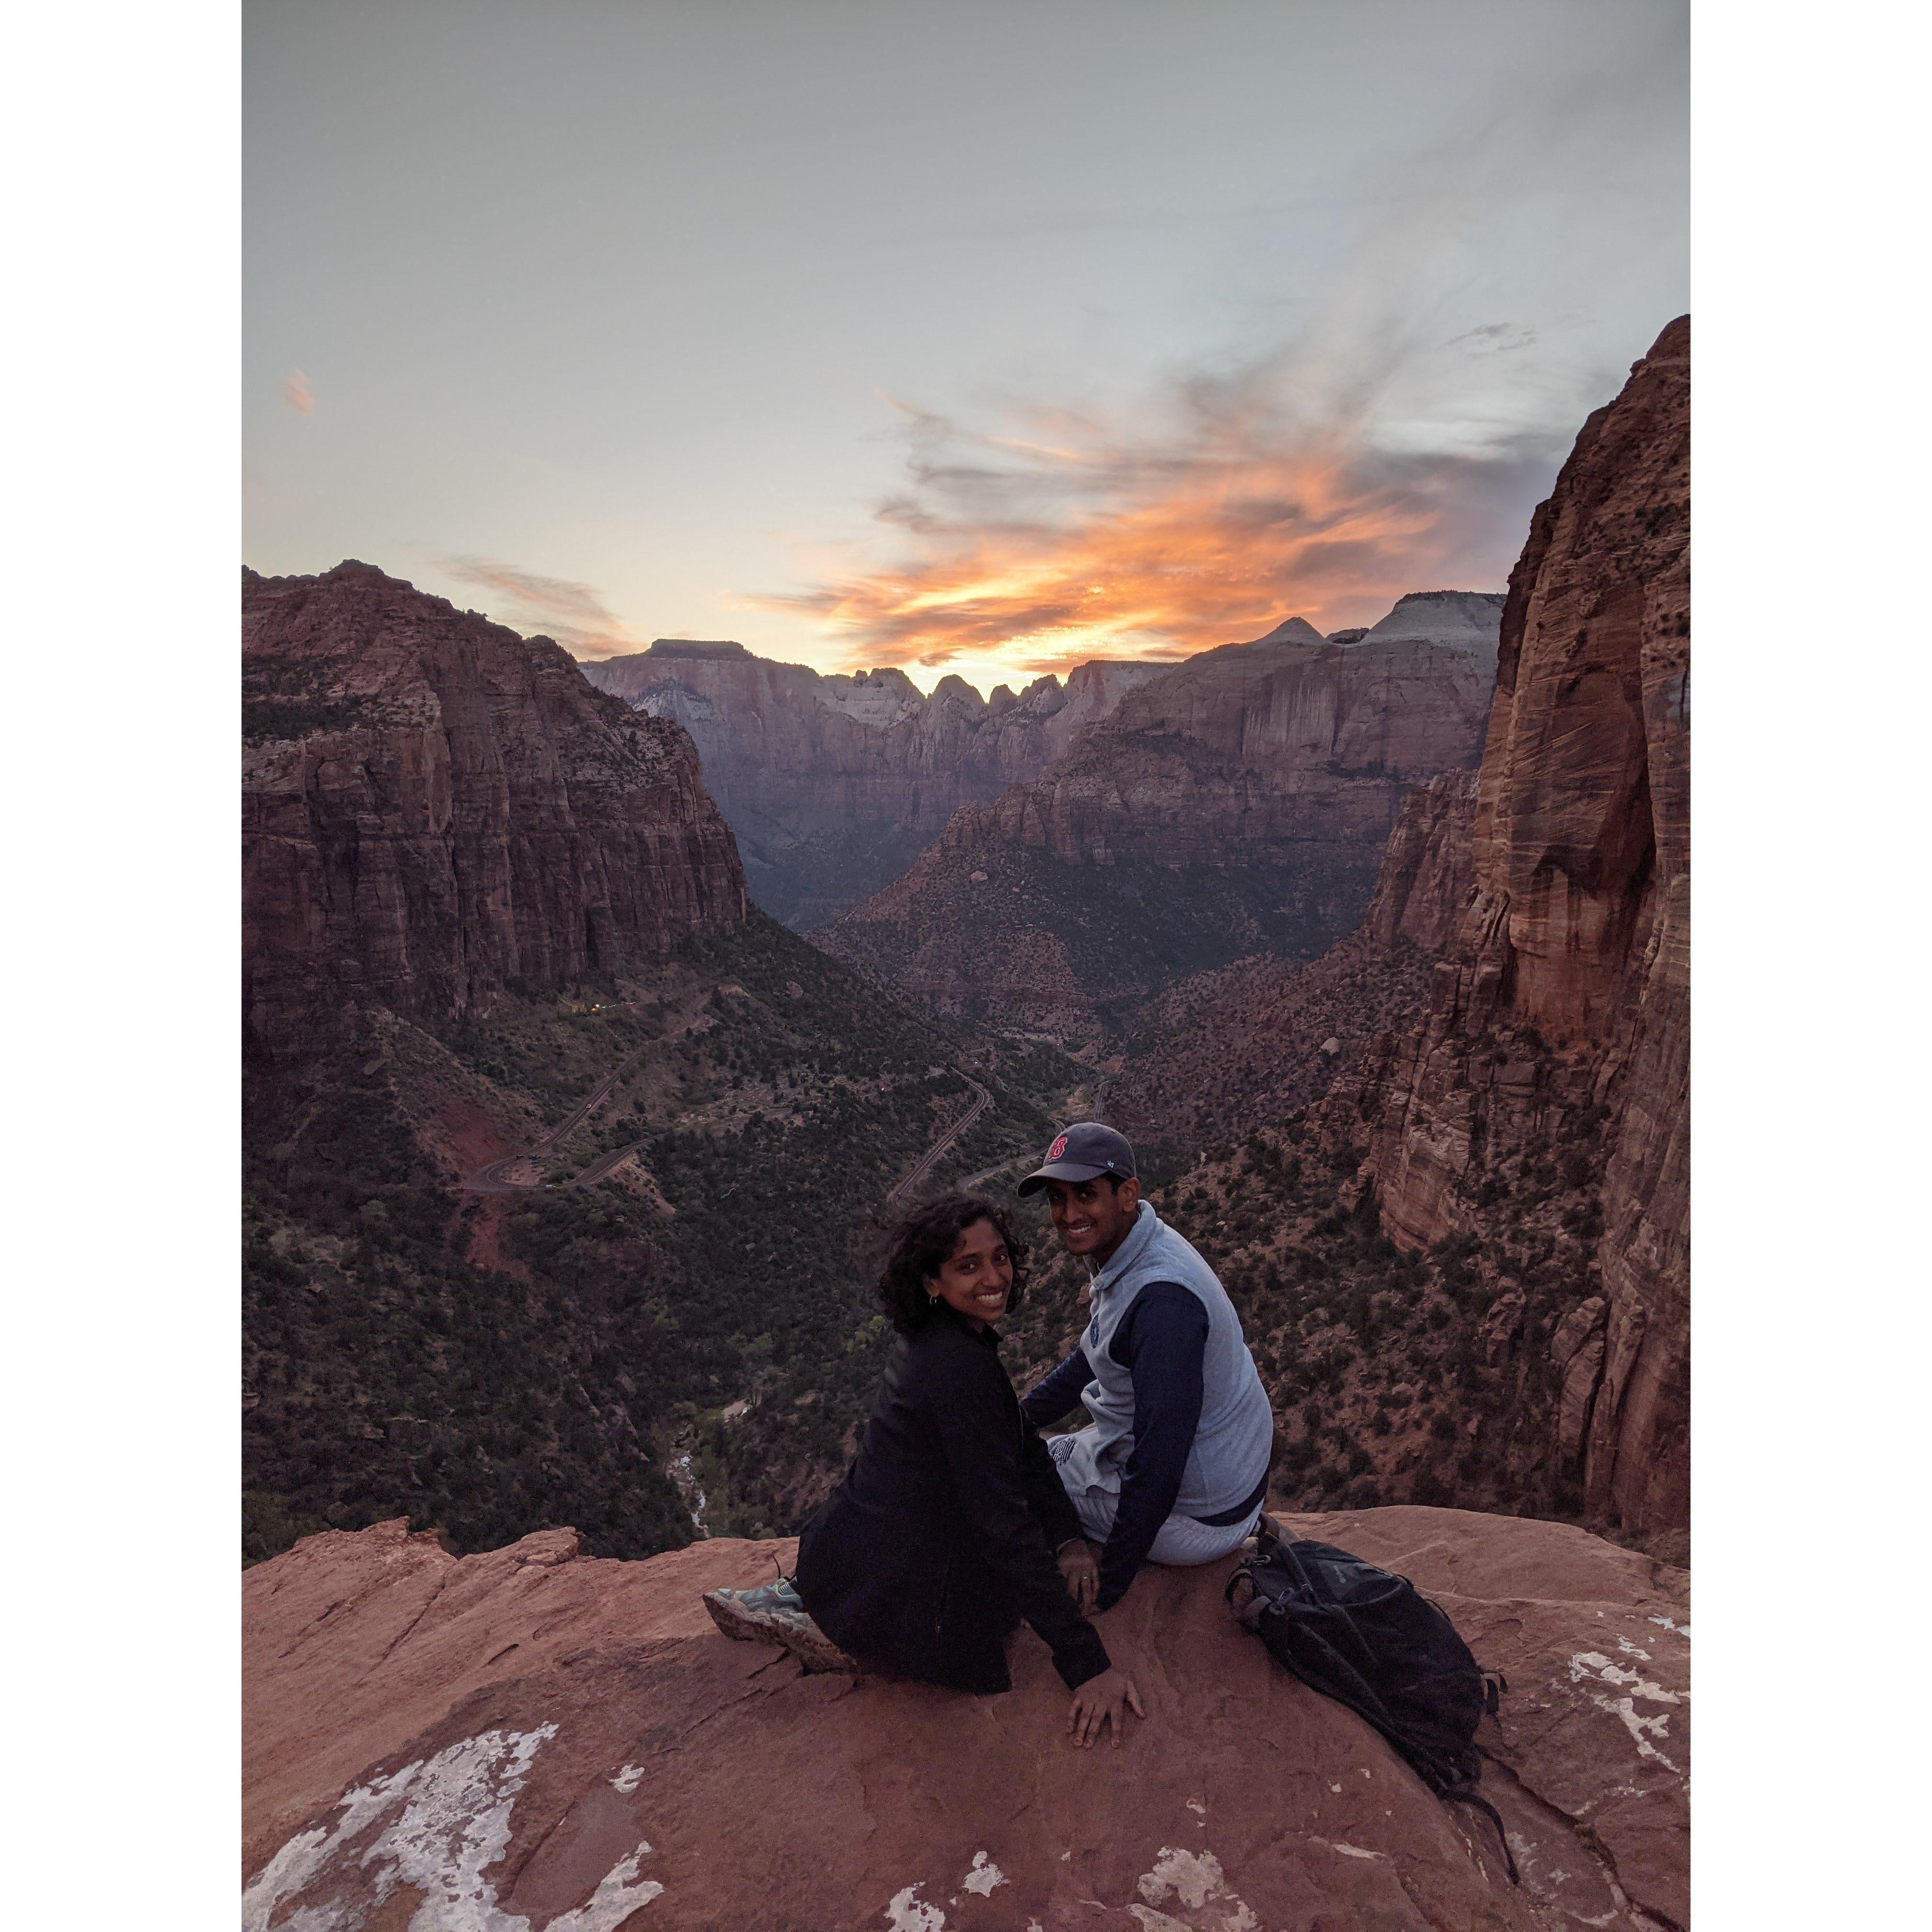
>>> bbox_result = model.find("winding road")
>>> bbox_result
[886,1072,992,1203]
[464,1043,654,1194]
[466,1038,995,1206]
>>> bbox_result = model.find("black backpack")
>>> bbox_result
[1226,1519,1517,1884]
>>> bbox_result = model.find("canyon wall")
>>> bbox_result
[815,621,1494,1035]
[1338,316,1690,1535]
[243,563,746,1058]
[579,642,1164,926]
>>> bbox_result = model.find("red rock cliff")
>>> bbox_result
[243,563,747,1057]
[1347,317,1690,1536]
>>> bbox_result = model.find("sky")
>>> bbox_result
[245,0,1687,695]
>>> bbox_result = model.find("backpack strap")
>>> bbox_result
[1442,1787,1519,1886]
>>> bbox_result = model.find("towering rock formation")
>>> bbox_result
[1338,316,1690,1536]
[243,563,746,1058]
[816,621,1494,1036]
[579,642,1166,927]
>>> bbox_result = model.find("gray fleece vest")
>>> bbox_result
[1055,1202,1274,1518]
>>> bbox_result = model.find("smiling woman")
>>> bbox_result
[703,1192,1146,1743]
[875,1194,1031,1336]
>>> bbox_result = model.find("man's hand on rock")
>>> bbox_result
[1067,1665,1145,1749]
[1057,1538,1101,1614]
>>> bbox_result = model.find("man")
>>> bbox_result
[1018,1122,1274,1613]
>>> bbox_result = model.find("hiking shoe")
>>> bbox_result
[702,1582,862,1675]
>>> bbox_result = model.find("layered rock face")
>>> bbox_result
[816,623,1493,1035]
[1339,317,1690,1536]
[243,564,746,1058]
[244,1507,1688,1932]
[579,642,1165,927]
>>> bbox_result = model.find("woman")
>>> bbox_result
[707,1194,1144,1748]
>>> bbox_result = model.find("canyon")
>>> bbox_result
[814,616,1497,1040]
[579,643,1166,927]
[241,563,1078,1567]
[240,316,1688,1595]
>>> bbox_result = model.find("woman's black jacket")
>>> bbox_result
[794,1304,1110,1694]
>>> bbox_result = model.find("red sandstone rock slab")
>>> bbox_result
[245,1506,1687,1931]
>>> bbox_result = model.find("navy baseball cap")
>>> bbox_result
[1017,1122,1138,1196]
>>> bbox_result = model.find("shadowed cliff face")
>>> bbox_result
[814,625,1493,1038]
[243,564,747,1058]
[1344,316,1690,1536]
[579,643,1165,927]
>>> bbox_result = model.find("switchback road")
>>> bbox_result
[886,1072,991,1203]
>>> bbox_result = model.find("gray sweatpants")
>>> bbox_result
[1046,1429,1261,1567]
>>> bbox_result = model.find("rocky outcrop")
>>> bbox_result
[579,643,1166,927]
[243,564,746,1058]
[244,1507,1688,1932]
[816,625,1493,1037]
[1333,317,1690,1537]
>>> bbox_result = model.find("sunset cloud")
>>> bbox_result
[281,369,315,415]
[743,346,1564,691]
[438,556,644,657]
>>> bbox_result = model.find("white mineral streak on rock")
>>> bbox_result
[546,1842,665,1930]
[1330,1843,1384,1861]
[960,1851,1008,1896]
[242,1724,660,1931]
[1184,1797,1206,1818]
[884,1882,947,1931]
[610,1764,645,1794]
[1568,1651,1682,1706]
[242,1762,425,1932]
[244,1725,559,1931]
[1567,1651,1684,1771]
[1133,1845,1260,1930]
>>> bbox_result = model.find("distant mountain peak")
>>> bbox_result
[1246,616,1330,646]
[1352,589,1507,671]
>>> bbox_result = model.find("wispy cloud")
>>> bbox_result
[281,369,315,415]
[438,556,644,657]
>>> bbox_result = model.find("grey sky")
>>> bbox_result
[245,0,1686,691]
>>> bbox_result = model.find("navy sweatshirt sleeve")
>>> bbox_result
[1095,1283,1208,1610]
[1020,1345,1093,1429]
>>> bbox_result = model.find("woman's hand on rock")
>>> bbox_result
[1067,1665,1145,1749]
[1057,1538,1101,1614]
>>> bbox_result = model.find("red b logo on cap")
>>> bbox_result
[1047,1133,1069,1161]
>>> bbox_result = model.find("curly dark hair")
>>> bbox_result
[875,1193,1030,1338]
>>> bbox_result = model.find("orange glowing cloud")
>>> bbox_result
[281,369,315,415]
[746,366,1558,690]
